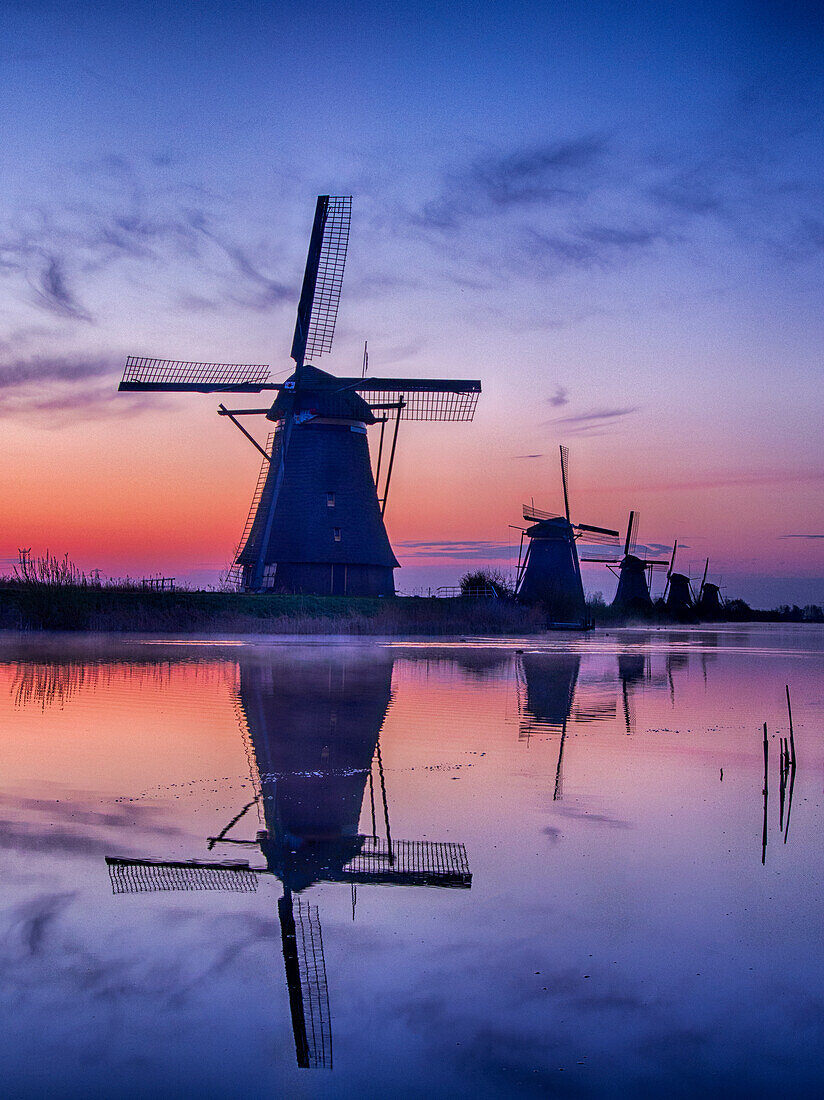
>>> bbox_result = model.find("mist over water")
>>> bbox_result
[0,625,822,1097]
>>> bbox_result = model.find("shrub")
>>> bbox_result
[459,569,514,599]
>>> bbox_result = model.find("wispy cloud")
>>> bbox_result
[778,533,824,539]
[31,256,93,322]
[545,405,640,435]
[0,354,158,421]
[0,154,294,325]
[617,470,824,492]
[408,107,824,306]
[397,539,513,561]
[0,355,112,389]
[547,384,568,407]
[415,136,610,231]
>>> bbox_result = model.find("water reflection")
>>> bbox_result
[106,653,472,1071]
[1,627,822,1094]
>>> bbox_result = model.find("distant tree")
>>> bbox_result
[724,598,753,621]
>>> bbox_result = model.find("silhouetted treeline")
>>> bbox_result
[586,592,824,625]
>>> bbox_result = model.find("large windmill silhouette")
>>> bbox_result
[105,654,472,1070]
[119,196,481,595]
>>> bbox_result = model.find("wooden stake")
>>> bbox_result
[786,684,796,767]
[761,722,769,865]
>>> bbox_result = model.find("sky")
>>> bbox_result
[0,0,822,605]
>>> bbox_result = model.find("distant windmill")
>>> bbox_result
[119,195,481,595]
[515,446,619,628]
[605,511,670,614]
[695,558,724,619]
[662,540,695,617]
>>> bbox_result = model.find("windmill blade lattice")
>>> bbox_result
[120,357,272,392]
[355,377,481,421]
[293,897,333,1069]
[292,195,352,364]
[106,857,259,893]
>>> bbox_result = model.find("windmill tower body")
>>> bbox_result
[666,573,694,615]
[612,553,654,612]
[236,365,398,596]
[518,652,581,736]
[238,653,394,886]
[696,582,723,619]
[518,516,588,626]
[118,195,480,596]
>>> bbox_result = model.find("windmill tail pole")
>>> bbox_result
[380,401,404,518]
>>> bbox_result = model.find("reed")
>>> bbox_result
[0,585,551,635]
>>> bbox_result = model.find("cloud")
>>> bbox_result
[8,892,77,956]
[397,539,513,561]
[513,453,543,459]
[545,405,640,435]
[185,211,292,310]
[0,354,156,421]
[547,384,568,407]
[407,105,824,316]
[416,136,610,230]
[617,470,824,492]
[32,256,93,321]
[0,154,295,327]
[0,820,138,858]
[778,533,824,539]
[0,354,113,389]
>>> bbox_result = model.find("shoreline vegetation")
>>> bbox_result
[0,555,820,634]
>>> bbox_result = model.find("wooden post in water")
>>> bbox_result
[786,685,796,767]
[761,722,769,865]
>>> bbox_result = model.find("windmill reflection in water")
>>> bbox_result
[515,644,697,788]
[106,655,472,1070]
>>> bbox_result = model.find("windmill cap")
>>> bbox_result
[268,364,377,424]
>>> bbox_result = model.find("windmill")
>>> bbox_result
[606,511,670,614]
[662,540,695,617]
[515,446,619,628]
[119,195,481,595]
[695,558,724,619]
[105,653,471,1070]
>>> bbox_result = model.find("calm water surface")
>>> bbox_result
[1,625,823,1098]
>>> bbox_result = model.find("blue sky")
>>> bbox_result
[0,1,822,602]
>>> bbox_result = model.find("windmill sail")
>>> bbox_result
[106,857,258,893]
[119,357,272,392]
[291,195,352,365]
[350,377,481,421]
[280,893,333,1069]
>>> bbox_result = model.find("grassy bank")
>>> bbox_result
[0,584,550,635]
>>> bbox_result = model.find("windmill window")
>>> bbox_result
[333,527,342,542]
[327,492,335,507]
